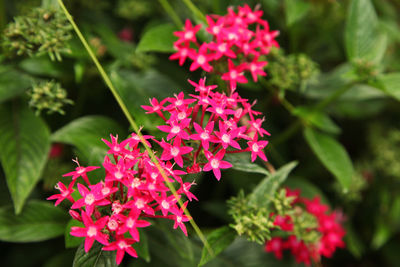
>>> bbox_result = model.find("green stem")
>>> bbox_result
[57,0,213,257]
[158,0,183,28]
[181,0,206,22]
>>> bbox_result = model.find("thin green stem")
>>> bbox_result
[57,0,213,257]
[181,0,206,22]
[158,0,183,28]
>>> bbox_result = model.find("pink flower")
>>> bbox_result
[173,19,201,45]
[160,137,193,167]
[203,150,232,180]
[189,44,214,72]
[103,236,138,265]
[70,212,109,252]
[222,59,248,91]
[265,237,284,259]
[47,181,74,206]
[62,160,99,185]
[247,135,268,162]
[157,119,191,140]
[171,201,191,236]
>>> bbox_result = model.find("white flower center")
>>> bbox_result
[218,43,227,52]
[101,187,110,196]
[118,240,128,249]
[178,112,186,120]
[252,143,259,152]
[108,219,118,231]
[85,194,95,205]
[216,107,223,114]
[230,70,238,79]
[171,147,180,157]
[197,55,206,65]
[184,31,194,39]
[115,171,123,180]
[77,167,85,174]
[171,126,180,134]
[211,159,220,169]
[136,199,145,209]
[221,134,230,143]
[161,200,170,209]
[177,216,182,223]
[175,100,183,106]
[131,178,141,188]
[127,218,134,228]
[87,226,97,237]
[200,132,209,140]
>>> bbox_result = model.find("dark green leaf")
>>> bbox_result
[110,69,178,133]
[292,106,341,134]
[0,200,68,242]
[285,0,310,26]
[136,24,177,53]
[378,73,400,101]
[0,102,50,213]
[304,128,354,190]
[248,161,298,206]
[224,153,269,175]
[73,241,117,267]
[51,116,125,165]
[0,66,32,103]
[345,0,387,63]
[133,229,151,263]
[65,219,84,248]
[19,56,64,77]
[198,226,236,266]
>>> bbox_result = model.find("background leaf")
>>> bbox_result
[345,0,387,63]
[284,0,310,26]
[0,200,68,242]
[304,127,354,190]
[378,73,400,101]
[136,24,177,53]
[0,66,32,103]
[224,153,269,175]
[65,219,84,248]
[51,116,125,165]
[198,226,236,266]
[73,241,117,267]
[248,161,298,206]
[0,102,50,214]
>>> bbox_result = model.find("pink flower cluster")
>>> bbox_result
[265,189,346,266]
[47,134,196,265]
[170,4,279,91]
[142,77,270,180]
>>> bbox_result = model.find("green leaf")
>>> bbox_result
[0,200,68,242]
[285,0,310,26]
[0,102,50,214]
[0,66,32,103]
[224,153,269,175]
[304,128,354,190]
[378,73,400,101]
[136,24,177,53]
[19,56,64,77]
[248,161,298,206]
[51,116,125,165]
[345,0,387,63]
[110,69,179,132]
[198,226,236,266]
[73,241,117,267]
[292,106,341,134]
[65,219,84,248]
[133,229,150,262]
